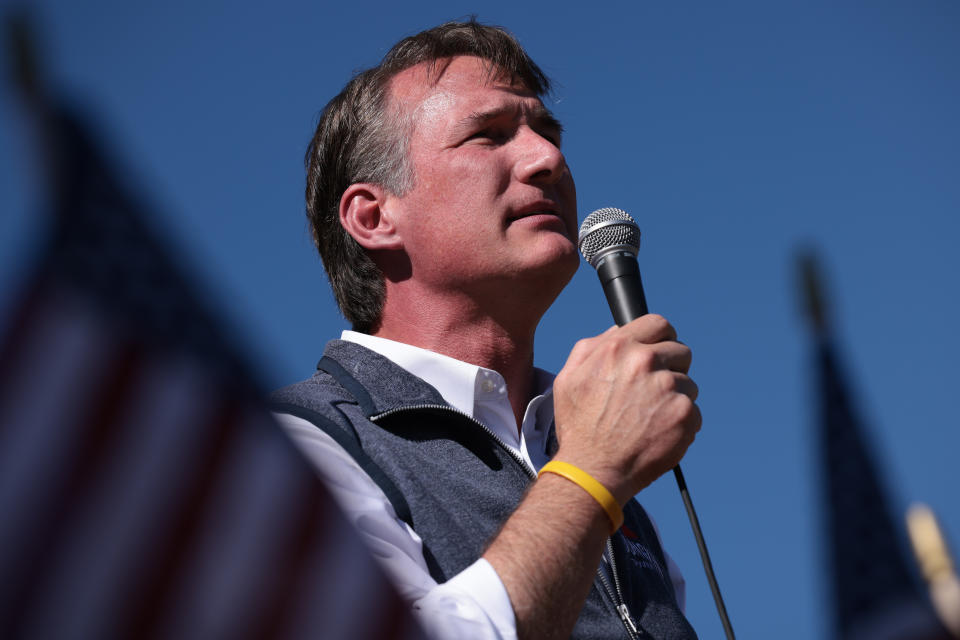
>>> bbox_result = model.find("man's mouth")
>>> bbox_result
[507,206,574,239]
[516,210,557,219]
[510,201,562,221]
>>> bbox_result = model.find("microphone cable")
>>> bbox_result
[578,207,735,639]
[673,465,735,639]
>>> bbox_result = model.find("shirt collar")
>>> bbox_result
[340,331,558,466]
[342,330,482,418]
[341,330,554,425]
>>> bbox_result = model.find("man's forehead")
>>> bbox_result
[388,55,535,107]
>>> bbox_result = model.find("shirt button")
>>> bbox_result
[481,379,495,393]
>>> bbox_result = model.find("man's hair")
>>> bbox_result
[304,19,553,333]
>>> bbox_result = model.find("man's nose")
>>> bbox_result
[514,127,567,184]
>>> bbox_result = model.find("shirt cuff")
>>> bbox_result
[413,558,517,640]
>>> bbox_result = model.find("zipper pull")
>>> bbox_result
[617,603,639,636]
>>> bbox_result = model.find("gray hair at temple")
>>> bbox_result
[304,19,553,333]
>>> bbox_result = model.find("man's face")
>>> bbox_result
[384,56,579,300]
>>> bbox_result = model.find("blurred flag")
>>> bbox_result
[0,17,423,640]
[799,253,949,640]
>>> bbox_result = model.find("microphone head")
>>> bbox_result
[577,207,641,267]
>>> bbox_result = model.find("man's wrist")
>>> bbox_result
[549,446,635,507]
[538,460,623,534]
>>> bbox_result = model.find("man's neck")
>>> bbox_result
[374,299,538,432]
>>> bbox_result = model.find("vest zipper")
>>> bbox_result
[372,403,641,639]
[607,538,640,639]
[372,403,538,478]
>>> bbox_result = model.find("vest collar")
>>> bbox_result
[320,339,450,418]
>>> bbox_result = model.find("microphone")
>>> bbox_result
[577,207,647,326]
[577,207,736,640]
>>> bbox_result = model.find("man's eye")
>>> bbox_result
[538,129,562,147]
[467,129,507,144]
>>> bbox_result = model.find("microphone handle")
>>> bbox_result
[596,252,736,640]
[596,252,648,326]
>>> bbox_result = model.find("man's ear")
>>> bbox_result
[339,183,404,251]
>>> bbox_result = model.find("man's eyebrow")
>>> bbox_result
[458,103,564,138]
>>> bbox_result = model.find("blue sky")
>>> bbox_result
[2,1,958,637]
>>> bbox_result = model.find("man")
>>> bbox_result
[273,20,701,640]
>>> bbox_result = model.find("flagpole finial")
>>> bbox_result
[907,504,960,637]
[796,249,829,333]
[5,9,45,107]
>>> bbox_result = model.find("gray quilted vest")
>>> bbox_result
[272,340,697,639]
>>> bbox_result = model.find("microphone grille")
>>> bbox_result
[577,207,640,265]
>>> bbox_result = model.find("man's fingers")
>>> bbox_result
[621,314,677,343]
[567,325,618,356]
[653,371,699,401]
[649,341,692,374]
[672,373,699,402]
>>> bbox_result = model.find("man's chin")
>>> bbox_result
[522,243,580,287]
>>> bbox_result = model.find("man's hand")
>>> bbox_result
[484,314,700,639]
[551,314,702,505]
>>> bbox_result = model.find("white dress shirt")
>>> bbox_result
[275,330,685,640]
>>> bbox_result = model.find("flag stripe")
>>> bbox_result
[151,409,322,638]
[279,501,400,640]
[243,455,333,640]
[18,357,226,639]
[0,289,116,596]
[0,307,139,636]
[0,267,49,391]
[119,396,244,638]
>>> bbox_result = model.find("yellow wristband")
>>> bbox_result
[538,460,624,534]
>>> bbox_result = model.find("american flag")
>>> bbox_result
[0,91,424,639]
[799,253,950,640]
